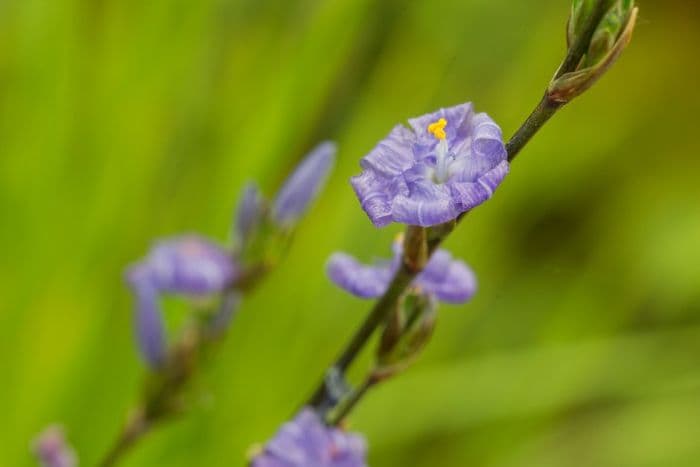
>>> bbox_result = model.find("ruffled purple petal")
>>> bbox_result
[420,250,477,304]
[449,160,509,211]
[391,179,459,227]
[272,141,336,226]
[350,170,394,227]
[327,253,394,298]
[471,112,507,161]
[360,125,415,175]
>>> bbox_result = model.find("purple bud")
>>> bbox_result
[126,266,166,368]
[327,239,476,304]
[272,141,336,227]
[33,426,77,467]
[235,182,265,246]
[250,409,367,467]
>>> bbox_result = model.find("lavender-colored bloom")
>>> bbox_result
[251,409,367,467]
[351,103,509,227]
[142,236,237,295]
[272,141,336,227]
[327,240,476,304]
[235,182,265,246]
[33,425,77,467]
[126,236,239,368]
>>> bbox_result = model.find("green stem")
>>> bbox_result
[98,410,151,467]
[505,96,561,162]
[326,376,376,426]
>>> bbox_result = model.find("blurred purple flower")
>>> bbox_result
[251,409,367,467]
[126,236,239,368]
[33,425,77,467]
[272,141,336,227]
[351,103,508,227]
[327,239,476,304]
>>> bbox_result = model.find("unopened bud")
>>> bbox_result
[234,182,266,251]
[550,0,638,103]
[374,291,437,380]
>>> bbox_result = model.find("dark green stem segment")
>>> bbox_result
[505,96,561,162]
[99,410,151,467]
[326,376,377,426]
[98,329,199,467]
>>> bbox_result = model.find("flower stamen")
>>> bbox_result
[427,118,447,140]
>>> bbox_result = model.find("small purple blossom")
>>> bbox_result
[272,141,336,227]
[33,425,77,467]
[126,236,238,368]
[351,103,508,227]
[327,239,476,304]
[137,236,237,294]
[251,409,367,467]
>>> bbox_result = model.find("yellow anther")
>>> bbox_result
[427,118,447,140]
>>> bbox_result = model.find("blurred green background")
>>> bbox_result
[1,0,699,466]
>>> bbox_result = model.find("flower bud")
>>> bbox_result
[374,290,437,380]
[235,142,336,269]
[234,182,266,251]
[550,0,638,103]
[271,141,336,228]
[33,425,77,467]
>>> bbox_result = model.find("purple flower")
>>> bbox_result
[351,103,508,227]
[251,409,367,467]
[327,239,476,304]
[33,425,77,467]
[272,141,336,227]
[126,236,238,368]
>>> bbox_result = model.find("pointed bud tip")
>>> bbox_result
[271,141,337,227]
